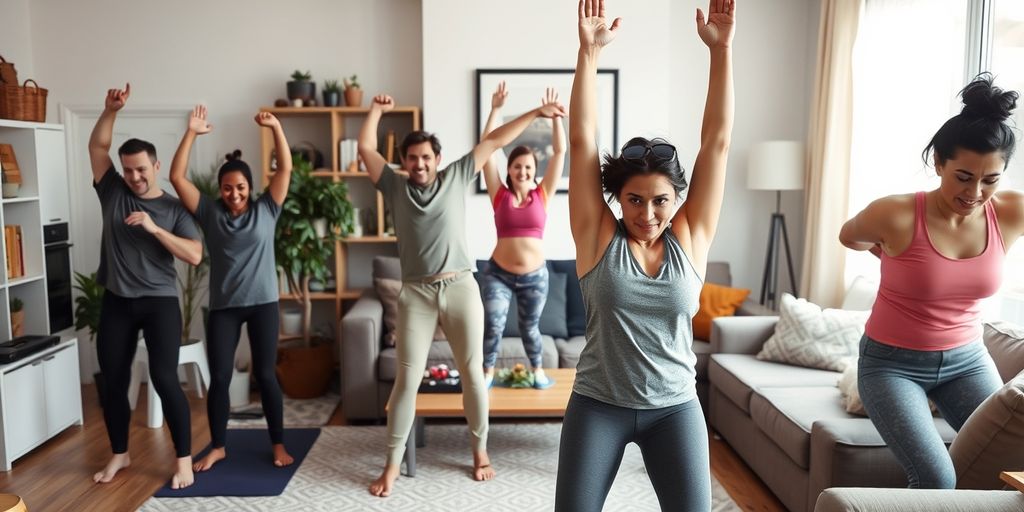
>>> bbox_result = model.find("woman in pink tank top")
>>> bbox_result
[478,84,567,389]
[840,74,1024,489]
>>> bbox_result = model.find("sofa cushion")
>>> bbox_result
[949,370,1024,490]
[378,336,559,380]
[475,269,569,339]
[983,321,1024,383]
[556,336,586,369]
[751,386,861,469]
[693,283,750,340]
[757,293,869,372]
[709,354,842,414]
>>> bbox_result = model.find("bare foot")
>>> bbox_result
[171,457,195,489]
[272,443,294,467]
[473,450,496,481]
[192,447,226,472]
[368,463,400,497]
[93,453,131,483]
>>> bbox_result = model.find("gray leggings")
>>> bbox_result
[555,392,711,512]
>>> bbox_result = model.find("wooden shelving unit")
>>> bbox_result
[259,106,420,320]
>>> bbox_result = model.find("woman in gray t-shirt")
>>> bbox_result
[169,106,295,473]
[555,0,736,510]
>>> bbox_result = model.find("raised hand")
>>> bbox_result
[189,105,213,135]
[105,83,131,112]
[578,0,622,50]
[371,94,395,113]
[254,111,280,130]
[491,81,509,109]
[541,88,560,109]
[696,0,736,48]
[538,99,567,119]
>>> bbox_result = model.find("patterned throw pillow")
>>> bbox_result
[756,293,869,372]
[692,283,751,340]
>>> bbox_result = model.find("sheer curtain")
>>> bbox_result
[843,0,969,286]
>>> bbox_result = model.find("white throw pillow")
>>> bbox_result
[757,293,870,371]
[837,361,867,415]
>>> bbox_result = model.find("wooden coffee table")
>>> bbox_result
[398,367,575,476]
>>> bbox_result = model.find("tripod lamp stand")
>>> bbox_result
[747,141,805,309]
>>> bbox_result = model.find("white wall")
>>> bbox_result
[0,0,35,80]
[423,0,817,293]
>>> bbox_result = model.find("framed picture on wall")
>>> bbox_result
[475,68,619,194]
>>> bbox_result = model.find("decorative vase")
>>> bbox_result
[351,207,363,237]
[344,88,363,107]
[323,90,341,107]
[280,307,302,336]
[313,218,328,238]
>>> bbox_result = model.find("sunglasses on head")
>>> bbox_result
[620,141,677,163]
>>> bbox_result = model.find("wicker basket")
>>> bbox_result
[0,79,47,122]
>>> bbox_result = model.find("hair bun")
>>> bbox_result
[961,73,1018,122]
[224,149,242,162]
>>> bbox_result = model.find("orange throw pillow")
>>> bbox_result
[692,283,751,340]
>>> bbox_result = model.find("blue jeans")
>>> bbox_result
[555,392,711,511]
[858,335,1001,489]
[481,260,548,369]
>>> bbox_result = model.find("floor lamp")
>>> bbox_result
[747,141,805,310]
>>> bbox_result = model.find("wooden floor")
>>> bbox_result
[0,384,785,511]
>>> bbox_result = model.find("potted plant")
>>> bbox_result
[9,297,23,337]
[274,153,354,397]
[322,79,342,107]
[177,163,218,345]
[343,74,363,107]
[73,271,105,404]
[286,70,315,104]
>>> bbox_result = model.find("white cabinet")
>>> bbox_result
[34,127,70,224]
[0,339,82,470]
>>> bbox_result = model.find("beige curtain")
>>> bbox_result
[800,0,863,308]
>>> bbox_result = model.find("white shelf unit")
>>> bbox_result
[0,338,83,470]
[0,119,56,339]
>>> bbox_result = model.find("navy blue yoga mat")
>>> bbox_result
[154,428,320,497]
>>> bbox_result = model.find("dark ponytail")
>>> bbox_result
[922,73,1018,168]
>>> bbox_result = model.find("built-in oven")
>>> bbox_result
[43,222,73,334]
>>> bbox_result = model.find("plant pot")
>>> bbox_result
[280,307,302,336]
[2,183,19,198]
[229,368,251,409]
[276,342,332,398]
[322,90,341,107]
[344,88,363,107]
[286,80,316,102]
[313,218,328,238]
[10,309,24,337]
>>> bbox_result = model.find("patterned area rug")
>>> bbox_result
[141,423,740,511]
[226,393,339,428]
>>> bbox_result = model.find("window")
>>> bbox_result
[846,0,1024,321]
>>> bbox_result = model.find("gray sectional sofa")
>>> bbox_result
[709,315,1024,512]
[339,256,769,421]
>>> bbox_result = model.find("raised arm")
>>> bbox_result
[481,81,508,203]
[88,83,130,184]
[257,112,292,205]
[539,88,567,201]
[473,102,565,174]
[358,94,394,185]
[673,0,736,271]
[169,105,211,214]
[569,0,621,276]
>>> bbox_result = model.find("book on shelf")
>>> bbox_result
[384,130,396,164]
[338,139,361,173]
[4,225,23,278]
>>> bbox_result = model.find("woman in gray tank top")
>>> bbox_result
[555,1,736,510]
[169,106,296,473]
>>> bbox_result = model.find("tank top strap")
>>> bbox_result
[913,191,928,241]
[985,195,1005,254]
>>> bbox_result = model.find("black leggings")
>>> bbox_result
[97,291,191,457]
[206,302,284,447]
[555,392,711,512]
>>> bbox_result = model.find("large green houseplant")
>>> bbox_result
[274,152,353,397]
[74,271,105,404]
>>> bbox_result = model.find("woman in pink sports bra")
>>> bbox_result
[840,74,1024,489]
[479,83,567,389]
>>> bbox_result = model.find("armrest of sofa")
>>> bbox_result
[736,299,775,317]
[814,488,1024,512]
[710,315,778,355]
[339,293,385,419]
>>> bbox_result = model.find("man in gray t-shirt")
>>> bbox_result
[359,93,565,497]
[87,83,203,491]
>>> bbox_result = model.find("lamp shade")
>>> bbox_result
[747,141,805,191]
